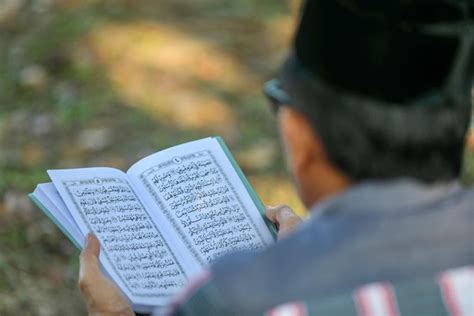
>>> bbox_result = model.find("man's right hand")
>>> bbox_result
[265,205,302,240]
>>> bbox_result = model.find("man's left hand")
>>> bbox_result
[79,233,134,316]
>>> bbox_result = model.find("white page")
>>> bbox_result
[38,183,84,243]
[33,183,155,312]
[32,184,84,248]
[48,167,189,306]
[127,137,274,271]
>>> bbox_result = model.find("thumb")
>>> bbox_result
[79,233,101,290]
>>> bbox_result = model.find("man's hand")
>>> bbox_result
[79,233,134,316]
[265,205,302,240]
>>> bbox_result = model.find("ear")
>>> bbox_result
[278,107,350,208]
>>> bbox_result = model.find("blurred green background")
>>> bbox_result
[0,0,473,315]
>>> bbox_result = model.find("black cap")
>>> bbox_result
[289,0,474,104]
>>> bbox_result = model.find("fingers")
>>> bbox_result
[265,205,280,224]
[79,233,102,293]
[265,205,300,224]
[265,205,302,239]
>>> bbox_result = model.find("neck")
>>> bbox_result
[297,161,351,210]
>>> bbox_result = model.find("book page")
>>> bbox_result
[31,183,84,248]
[48,168,188,306]
[127,137,275,268]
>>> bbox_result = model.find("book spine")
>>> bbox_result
[214,136,278,240]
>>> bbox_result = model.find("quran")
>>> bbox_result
[29,137,276,311]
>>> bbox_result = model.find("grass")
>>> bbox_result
[0,1,293,314]
[462,149,474,184]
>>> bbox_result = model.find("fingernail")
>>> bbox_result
[280,208,294,219]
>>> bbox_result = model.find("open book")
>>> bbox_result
[29,137,276,310]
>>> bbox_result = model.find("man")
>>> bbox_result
[79,1,474,315]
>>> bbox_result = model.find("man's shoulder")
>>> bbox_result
[201,181,474,313]
[324,180,474,214]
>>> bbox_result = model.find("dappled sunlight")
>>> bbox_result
[84,21,256,135]
[263,15,297,54]
[0,1,308,313]
[88,22,245,86]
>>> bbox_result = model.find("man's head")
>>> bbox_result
[268,0,474,208]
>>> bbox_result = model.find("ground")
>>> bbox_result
[0,1,473,315]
